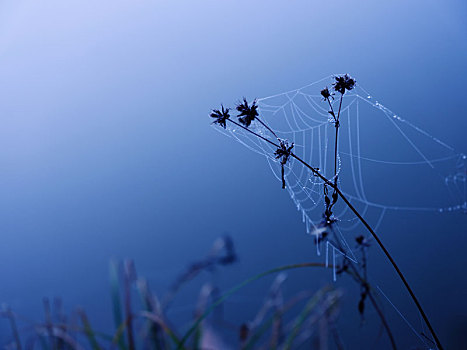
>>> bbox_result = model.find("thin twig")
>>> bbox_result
[256,117,280,141]
[224,117,444,350]
[329,228,397,350]
[329,94,343,179]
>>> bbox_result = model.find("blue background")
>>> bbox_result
[0,0,466,348]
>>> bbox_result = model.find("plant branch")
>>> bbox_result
[330,229,397,350]
[224,117,444,350]
[334,94,344,180]
[334,124,339,181]
[256,117,280,141]
[326,96,339,180]
[292,153,443,349]
[229,119,280,148]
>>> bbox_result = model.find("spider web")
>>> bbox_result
[214,75,466,272]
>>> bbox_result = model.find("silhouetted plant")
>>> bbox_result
[209,74,444,350]
[210,105,230,129]
[274,140,294,189]
[332,74,356,94]
[0,74,446,350]
[236,98,259,127]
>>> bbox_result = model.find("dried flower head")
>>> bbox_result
[320,87,334,100]
[274,140,294,189]
[236,98,259,127]
[210,105,230,129]
[274,140,294,166]
[333,74,356,94]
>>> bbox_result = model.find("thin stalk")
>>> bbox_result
[5,309,22,350]
[326,98,336,121]
[43,298,56,350]
[109,260,126,350]
[256,117,280,141]
[123,260,135,350]
[334,93,344,179]
[334,125,339,180]
[336,93,344,121]
[329,93,395,349]
[331,236,396,349]
[224,118,443,350]
[326,96,340,180]
[345,266,397,349]
[329,229,397,349]
[229,119,280,148]
[79,311,103,350]
[292,153,443,350]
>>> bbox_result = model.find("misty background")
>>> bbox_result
[0,0,466,348]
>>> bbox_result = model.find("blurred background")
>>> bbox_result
[0,0,466,348]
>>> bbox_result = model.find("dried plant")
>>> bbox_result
[0,75,447,350]
[209,74,443,350]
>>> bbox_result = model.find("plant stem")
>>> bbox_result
[224,118,444,350]
[229,119,280,148]
[256,117,280,141]
[334,124,339,180]
[334,93,344,181]
[292,153,443,350]
[336,93,344,120]
[327,96,341,180]
[326,98,336,121]
[330,229,397,349]
[329,95,396,350]
[345,266,397,349]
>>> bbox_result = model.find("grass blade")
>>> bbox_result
[78,309,102,350]
[123,259,136,350]
[109,260,127,350]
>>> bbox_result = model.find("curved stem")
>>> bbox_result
[292,153,442,350]
[223,118,443,349]
[344,260,397,349]
[334,124,339,180]
[256,117,280,141]
[345,267,397,349]
[229,119,279,148]
[329,92,394,348]
[334,190,442,349]
[330,228,397,349]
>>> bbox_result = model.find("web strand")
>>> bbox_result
[216,77,465,232]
